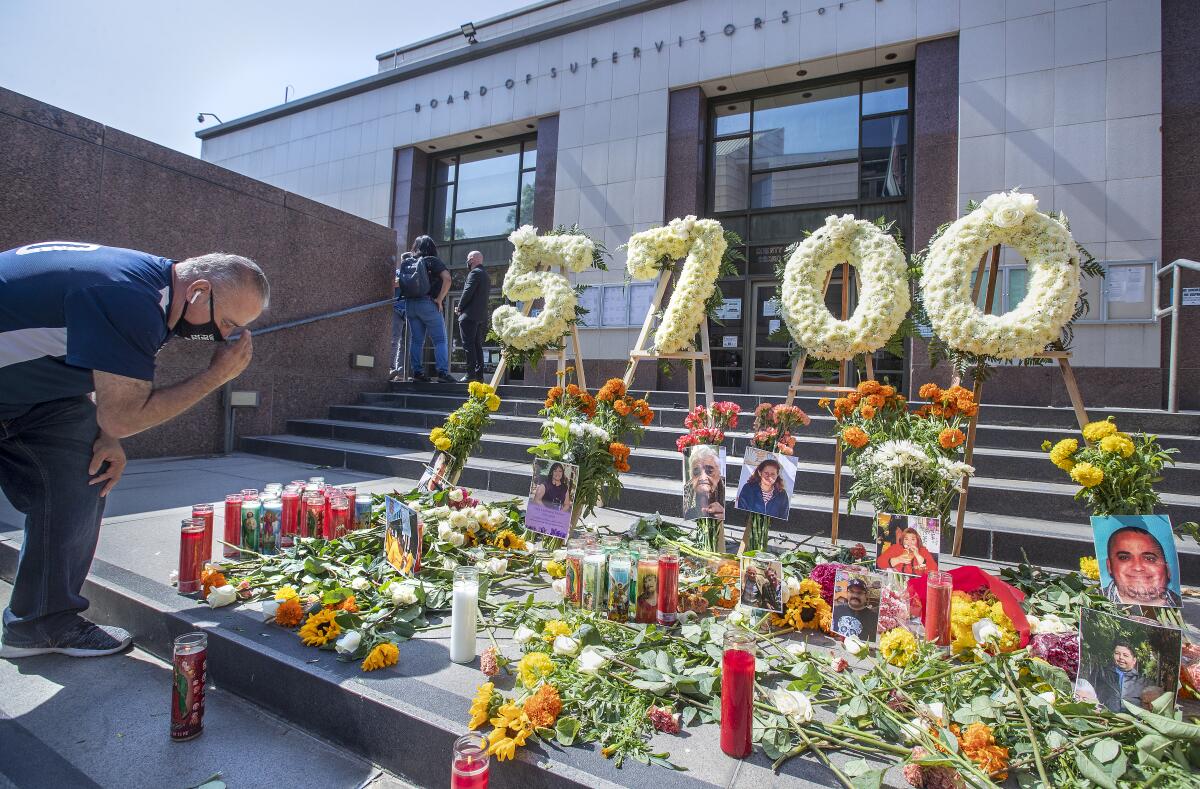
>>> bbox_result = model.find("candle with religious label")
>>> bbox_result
[924,571,953,647]
[261,497,283,555]
[222,494,243,559]
[607,550,631,621]
[302,494,324,539]
[564,537,586,607]
[177,519,206,594]
[170,632,207,741]
[450,731,489,789]
[599,535,621,602]
[190,504,214,561]
[240,492,262,553]
[329,496,351,539]
[720,630,756,758]
[280,487,300,548]
[582,547,605,613]
[656,547,679,626]
[635,550,659,624]
[628,540,648,611]
[450,566,479,664]
[354,494,373,531]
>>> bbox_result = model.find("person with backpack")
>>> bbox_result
[397,235,454,383]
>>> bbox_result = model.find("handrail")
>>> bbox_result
[1155,259,1199,413]
[249,299,393,337]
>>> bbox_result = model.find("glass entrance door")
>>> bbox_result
[749,283,792,395]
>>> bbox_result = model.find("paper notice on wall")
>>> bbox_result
[762,301,778,317]
[628,283,655,323]
[1106,265,1146,304]
[715,298,742,320]
[722,335,737,348]
[1182,287,1200,307]
[768,319,781,335]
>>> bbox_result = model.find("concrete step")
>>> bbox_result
[238,432,1200,583]
[326,405,1200,494]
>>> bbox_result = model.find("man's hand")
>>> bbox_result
[209,330,254,384]
[89,431,126,497]
[434,298,444,311]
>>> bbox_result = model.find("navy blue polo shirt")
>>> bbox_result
[0,241,174,419]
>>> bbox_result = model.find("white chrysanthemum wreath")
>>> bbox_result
[920,190,1079,360]
[779,214,910,360]
[491,225,595,351]
[626,215,727,353]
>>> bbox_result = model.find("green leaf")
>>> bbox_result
[842,759,885,789]
[1124,702,1200,742]
[681,706,698,726]
[574,623,601,646]
[1092,738,1120,764]
[1074,750,1119,789]
[555,716,581,746]
[656,650,675,675]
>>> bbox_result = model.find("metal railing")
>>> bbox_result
[1156,258,1199,413]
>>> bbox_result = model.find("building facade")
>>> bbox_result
[198,0,1196,408]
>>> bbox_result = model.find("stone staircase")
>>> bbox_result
[241,383,1200,582]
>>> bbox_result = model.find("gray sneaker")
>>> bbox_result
[0,620,132,658]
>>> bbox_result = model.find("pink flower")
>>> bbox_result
[480,646,499,677]
[809,563,845,606]
[832,657,848,673]
[1030,632,1080,677]
[904,747,962,789]
[849,543,867,561]
[878,586,910,633]
[647,705,681,734]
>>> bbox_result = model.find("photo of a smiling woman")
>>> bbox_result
[734,449,793,520]
[683,445,726,521]
[532,461,572,512]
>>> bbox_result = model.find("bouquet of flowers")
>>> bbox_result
[427,381,502,485]
[825,381,975,534]
[677,402,740,552]
[530,374,652,526]
[749,402,811,455]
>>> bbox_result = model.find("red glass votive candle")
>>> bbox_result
[280,488,300,547]
[720,630,756,758]
[302,494,324,539]
[656,547,679,626]
[222,494,243,559]
[329,496,351,539]
[924,571,953,647]
[170,632,207,741]
[450,731,489,789]
[178,518,206,594]
[190,504,214,561]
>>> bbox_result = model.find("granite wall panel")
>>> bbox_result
[0,88,396,459]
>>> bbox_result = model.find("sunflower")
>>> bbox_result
[879,627,919,667]
[516,651,554,689]
[361,642,399,671]
[493,530,527,551]
[523,684,562,728]
[469,682,498,729]
[299,608,341,646]
[274,597,305,627]
[770,579,831,632]
[486,701,534,762]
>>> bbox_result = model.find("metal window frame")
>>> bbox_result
[427,134,537,244]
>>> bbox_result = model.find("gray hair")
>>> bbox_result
[178,252,270,307]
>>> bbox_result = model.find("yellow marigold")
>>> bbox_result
[542,619,572,642]
[949,596,992,654]
[544,560,566,578]
[516,651,554,688]
[987,601,1020,652]
[524,684,562,728]
[879,627,919,667]
[1048,438,1079,471]
[274,585,298,601]
[485,393,501,412]
[1082,419,1118,443]
[274,597,304,627]
[493,530,527,551]
[468,381,494,399]
[1041,440,1052,451]
[299,608,341,646]
[361,642,399,671]
[1079,556,1100,580]
[1069,461,1104,488]
[1099,434,1134,458]
[469,682,497,729]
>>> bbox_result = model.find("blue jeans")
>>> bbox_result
[405,296,449,376]
[0,396,106,644]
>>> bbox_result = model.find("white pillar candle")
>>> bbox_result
[450,566,479,663]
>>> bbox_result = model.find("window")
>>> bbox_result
[577,283,657,327]
[429,137,537,246]
[973,260,1155,323]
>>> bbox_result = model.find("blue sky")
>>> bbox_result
[0,1,505,155]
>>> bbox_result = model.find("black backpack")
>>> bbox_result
[397,253,430,298]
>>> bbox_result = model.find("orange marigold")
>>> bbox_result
[857,380,882,395]
[524,684,563,728]
[879,385,896,398]
[596,378,627,401]
[547,386,564,401]
[328,595,359,613]
[859,404,877,420]
[843,427,869,449]
[614,400,632,416]
[615,460,631,473]
[818,397,831,409]
[566,384,581,396]
[274,597,304,627]
[200,566,226,597]
[846,392,862,405]
[609,442,630,461]
[918,382,941,400]
[959,723,1010,780]
[865,394,885,409]
[833,397,852,416]
[938,428,966,449]
[580,394,597,417]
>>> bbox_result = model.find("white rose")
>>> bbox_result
[447,531,465,547]
[335,630,362,655]
[577,647,609,674]
[1036,690,1057,706]
[551,578,568,597]
[772,689,814,723]
[449,511,469,530]
[410,501,424,512]
[552,549,568,562]
[842,634,868,658]
[207,585,237,608]
[448,489,464,503]
[727,609,747,626]
[471,505,490,522]
[438,523,454,541]
[971,618,1001,645]
[391,584,417,607]
[1031,613,1069,635]
[513,625,536,645]
[785,642,807,657]
[261,599,280,620]
[487,557,508,575]
[922,702,946,724]
[351,576,370,591]
[489,508,506,526]
[899,720,926,744]
[553,635,580,657]
[442,558,457,571]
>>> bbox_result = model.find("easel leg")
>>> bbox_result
[699,319,715,407]
[1057,357,1089,432]
[952,378,985,557]
[687,362,697,412]
[830,438,844,545]
[571,324,587,390]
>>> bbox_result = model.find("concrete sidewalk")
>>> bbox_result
[0,581,413,789]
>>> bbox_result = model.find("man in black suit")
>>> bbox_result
[455,250,491,382]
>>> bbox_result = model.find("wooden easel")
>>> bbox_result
[949,245,1090,555]
[489,263,587,390]
[621,269,715,411]
[783,262,874,545]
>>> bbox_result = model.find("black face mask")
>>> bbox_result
[174,289,224,341]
